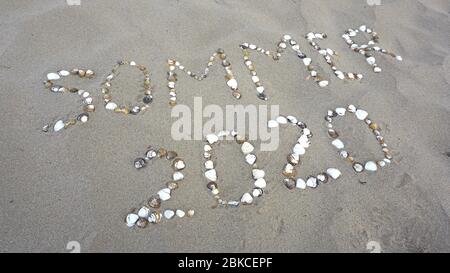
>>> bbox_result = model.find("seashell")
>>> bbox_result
[282,163,296,178]
[227,201,240,207]
[148,212,162,224]
[396,56,403,61]
[173,171,184,181]
[164,209,175,219]
[134,157,146,169]
[298,135,310,147]
[204,151,211,159]
[166,151,177,160]
[302,58,312,66]
[331,139,344,149]
[143,95,153,104]
[77,113,89,123]
[252,188,263,198]
[306,176,318,188]
[217,130,230,137]
[374,67,382,73]
[84,104,95,112]
[51,85,62,93]
[204,160,214,169]
[148,195,161,208]
[377,160,386,167]
[286,115,298,124]
[252,169,265,179]
[105,102,118,110]
[187,209,195,217]
[241,193,253,204]
[326,168,342,180]
[335,108,346,116]
[176,209,185,218]
[347,104,356,113]
[245,154,257,165]
[318,80,329,87]
[364,161,378,172]
[47,73,60,80]
[317,173,328,183]
[293,144,306,155]
[241,142,254,154]
[352,162,364,173]
[355,109,369,120]
[276,116,288,124]
[235,134,247,144]
[204,144,212,152]
[136,218,148,228]
[167,181,179,190]
[226,78,238,90]
[206,134,219,144]
[42,124,50,132]
[254,178,266,189]
[125,213,139,227]
[130,106,141,115]
[157,148,167,158]
[205,169,217,181]
[256,86,265,93]
[58,70,70,77]
[138,206,150,218]
[78,70,85,77]
[268,120,279,128]
[328,129,339,139]
[157,188,171,201]
[53,120,65,132]
[172,158,186,171]
[366,57,376,65]
[288,153,300,166]
[296,178,306,189]
[283,178,296,190]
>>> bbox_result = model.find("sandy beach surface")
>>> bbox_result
[0,0,449,252]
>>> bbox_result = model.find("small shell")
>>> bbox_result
[287,153,300,165]
[317,173,329,183]
[172,158,186,171]
[136,218,148,228]
[252,188,263,198]
[125,213,139,227]
[47,72,60,80]
[146,149,157,159]
[173,171,184,181]
[241,193,253,204]
[157,188,171,201]
[205,169,217,181]
[353,162,364,173]
[187,209,195,217]
[206,134,219,144]
[164,209,175,219]
[326,168,342,180]
[77,113,89,123]
[176,209,185,218]
[306,176,318,188]
[138,206,150,218]
[241,142,254,154]
[252,169,265,179]
[134,157,146,169]
[331,139,344,149]
[254,178,266,189]
[296,178,306,189]
[355,109,369,120]
[364,161,378,172]
[53,120,65,132]
[283,178,296,190]
[166,151,178,160]
[148,195,161,209]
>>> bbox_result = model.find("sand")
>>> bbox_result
[0,0,449,253]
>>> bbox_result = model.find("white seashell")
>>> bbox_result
[206,134,219,144]
[47,73,60,80]
[252,169,265,179]
[173,159,185,170]
[364,161,378,172]
[336,71,345,80]
[366,57,376,65]
[331,139,344,149]
[335,108,346,116]
[373,67,382,73]
[176,209,185,218]
[204,144,212,152]
[276,116,288,124]
[241,142,254,154]
[241,193,253,204]
[226,78,238,90]
[268,120,278,128]
[173,171,184,181]
[53,120,65,132]
[318,80,329,87]
[293,144,306,155]
[205,169,217,181]
[286,115,298,124]
[138,206,150,218]
[105,102,118,110]
[326,168,342,179]
[296,178,306,189]
[283,34,292,40]
[129,61,136,66]
[126,213,139,227]
[306,177,317,188]
[252,188,263,197]
[256,86,265,93]
[204,160,214,169]
[245,154,257,165]
[355,109,368,120]
[251,75,260,83]
[164,209,175,219]
[302,58,312,66]
[84,97,93,104]
[58,70,70,77]
[326,48,334,55]
[348,104,356,113]
[217,130,230,137]
[396,56,403,61]
[359,25,367,32]
[157,188,171,201]
[254,178,266,188]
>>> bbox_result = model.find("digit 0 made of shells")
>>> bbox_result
[102,60,153,115]
[125,146,194,229]
[268,115,342,190]
[203,131,265,208]
[342,25,402,73]
[42,68,95,133]
[325,105,393,173]
[167,48,241,107]
[240,34,329,101]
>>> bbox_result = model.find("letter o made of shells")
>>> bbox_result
[268,115,342,190]
[325,105,393,174]
[42,68,95,133]
[342,25,402,73]
[203,131,265,208]
[102,60,153,115]
[125,146,194,228]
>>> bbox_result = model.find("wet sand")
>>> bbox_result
[0,0,449,252]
